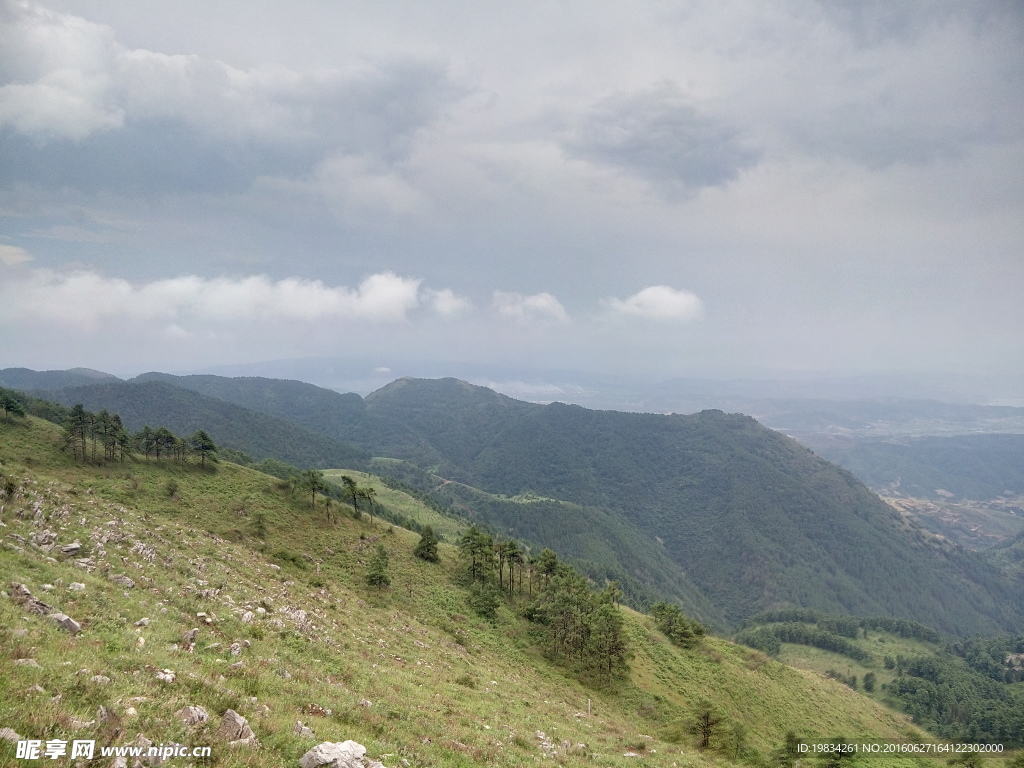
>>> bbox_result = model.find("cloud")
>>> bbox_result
[493,291,570,324]
[0,2,461,202]
[426,288,472,317]
[565,84,759,193]
[0,269,428,328]
[606,286,703,321]
[0,244,34,266]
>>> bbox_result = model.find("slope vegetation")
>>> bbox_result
[1,415,934,768]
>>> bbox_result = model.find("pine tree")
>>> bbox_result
[414,525,440,562]
[366,544,390,589]
[189,430,218,467]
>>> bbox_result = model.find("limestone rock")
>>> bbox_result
[90,675,111,685]
[60,540,82,556]
[175,705,209,727]
[0,727,21,742]
[49,612,82,634]
[109,574,135,588]
[299,740,367,768]
[9,582,54,615]
[68,582,85,591]
[293,721,316,739]
[216,709,257,747]
[155,669,175,683]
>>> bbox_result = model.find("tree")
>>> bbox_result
[190,430,218,466]
[414,525,440,562]
[136,425,156,460]
[63,404,88,461]
[302,469,328,509]
[459,526,494,584]
[360,486,377,524]
[341,475,360,517]
[586,602,630,683]
[366,544,390,589]
[688,699,724,751]
[862,671,876,692]
[1,392,26,422]
[153,427,176,460]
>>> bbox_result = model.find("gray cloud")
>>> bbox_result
[565,84,760,193]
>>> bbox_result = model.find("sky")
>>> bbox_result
[1,0,1022,390]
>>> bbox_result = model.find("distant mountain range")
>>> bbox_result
[4,366,1023,634]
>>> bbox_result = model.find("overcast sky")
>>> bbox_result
[1,0,1022,387]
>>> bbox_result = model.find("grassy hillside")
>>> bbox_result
[1,414,940,768]
[737,612,1024,747]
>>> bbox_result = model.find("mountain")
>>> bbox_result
[796,433,1024,502]
[358,380,1024,634]
[40,380,370,471]
[0,366,121,391]
[21,370,1024,634]
[0,413,935,765]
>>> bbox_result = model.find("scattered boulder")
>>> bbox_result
[49,612,82,635]
[181,628,198,651]
[293,721,316,739]
[60,540,82,556]
[241,610,255,623]
[109,574,135,588]
[134,617,150,627]
[155,669,175,683]
[68,582,85,591]
[9,582,54,615]
[230,642,242,656]
[90,675,111,685]
[32,530,57,548]
[299,741,367,768]
[0,727,21,743]
[175,705,209,727]
[216,709,257,747]
[14,658,40,667]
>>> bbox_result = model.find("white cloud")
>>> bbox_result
[425,288,472,317]
[0,269,426,328]
[0,244,34,266]
[606,285,703,321]
[493,291,570,324]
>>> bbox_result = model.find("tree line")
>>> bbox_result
[58,403,218,467]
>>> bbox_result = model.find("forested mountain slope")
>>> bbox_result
[26,373,1024,635]
[358,380,1024,634]
[41,380,370,470]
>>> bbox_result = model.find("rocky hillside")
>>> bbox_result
[1,414,932,767]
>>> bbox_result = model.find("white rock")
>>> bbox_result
[175,705,209,727]
[299,740,367,768]
[155,669,175,683]
[0,727,21,743]
[90,675,111,684]
[68,582,85,591]
[293,721,316,739]
[216,709,257,747]
[134,617,150,627]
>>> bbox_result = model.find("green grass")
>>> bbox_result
[0,415,969,768]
